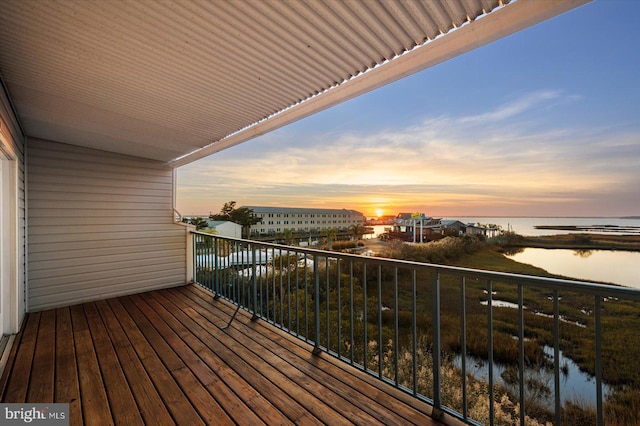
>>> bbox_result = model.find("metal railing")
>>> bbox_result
[191,231,640,425]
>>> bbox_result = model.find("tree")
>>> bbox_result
[327,227,337,245]
[210,201,261,239]
[183,216,209,231]
[282,228,295,245]
[350,224,365,240]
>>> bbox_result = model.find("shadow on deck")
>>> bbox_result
[0,284,441,425]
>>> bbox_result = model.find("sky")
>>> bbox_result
[177,0,640,219]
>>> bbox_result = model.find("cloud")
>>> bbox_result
[177,90,639,216]
[459,90,563,124]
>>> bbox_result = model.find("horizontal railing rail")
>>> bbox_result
[191,231,640,426]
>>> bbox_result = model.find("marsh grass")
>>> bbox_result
[252,235,639,425]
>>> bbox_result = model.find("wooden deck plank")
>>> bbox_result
[129,293,261,426]
[83,302,144,426]
[163,287,381,425]
[69,304,114,426]
[106,298,205,426]
[146,290,310,425]
[185,284,438,425]
[4,312,40,403]
[27,309,55,402]
[159,287,349,425]
[94,299,174,426]
[118,296,233,425]
[55,307,82,426]
[1,284,442,426]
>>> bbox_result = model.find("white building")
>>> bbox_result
[244,206,365,236]
[206,220,242,238]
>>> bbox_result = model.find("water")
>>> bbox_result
[453,346,610,409]
[458,217,640,236]
[370,218,640,288]
[370,217,640,237]
[506,247,640,288]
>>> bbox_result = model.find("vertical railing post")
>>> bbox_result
[461,277,468,420]
[488,280,494,426]
[363,263,368,370]
[553,289,561,426]
[412,269,417,396]
[326,257,330,353]
[595,296,603,426]
[393,267,399,385]
[377,264,383,378]
[186,229,194,285]
[432,270,442,411]
[214,237,219,296]
[518,284,525,426]
[337,259,342,359]
[349,260,355,364]
[313,254,321,354]
[251,245,258,320]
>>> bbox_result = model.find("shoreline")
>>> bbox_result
[508,233,640,252]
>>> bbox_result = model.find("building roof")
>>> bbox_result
[243,206,363,216]
[0,0,588,167]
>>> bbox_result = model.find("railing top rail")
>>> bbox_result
[191,231,640,300]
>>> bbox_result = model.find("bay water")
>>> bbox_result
[371,217,640,288]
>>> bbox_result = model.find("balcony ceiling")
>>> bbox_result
[0,0,588,166]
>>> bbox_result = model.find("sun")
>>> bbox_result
[375,209,384,218]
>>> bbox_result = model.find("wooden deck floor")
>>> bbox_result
[0,284,441,425]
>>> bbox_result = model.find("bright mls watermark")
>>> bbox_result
[1,404,68,425]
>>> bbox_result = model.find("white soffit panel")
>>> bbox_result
[0,0,589,165]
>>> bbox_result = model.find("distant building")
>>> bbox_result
[465,224,501,238]
[243,206,365,236]
[206,220,242,238]
[393,213,440,237]
[366,215,396,225]
[392,214,499,241]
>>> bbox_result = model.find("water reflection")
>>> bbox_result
[506,248,640,288]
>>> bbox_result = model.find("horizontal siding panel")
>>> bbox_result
[28,156,174,180]
[29,223,181,235]
[29,252,185,278]
[29,261,186,289]
[27,140,173,171]
[28,274,185,312]
[28,190,170,204]
[27,207,172,218]
[27,200,172,211]
[28,182,171,197]
[27,163,173,185]
[28,175,171,191]
[28,235,186,254]
[27,139,188,310]
[28,215,175,227]
[29,247,185,271]
[28,242,185,262]
[29,229,184,244]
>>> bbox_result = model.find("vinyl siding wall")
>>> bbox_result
[27,139,187,311]
[0,80,26,331]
